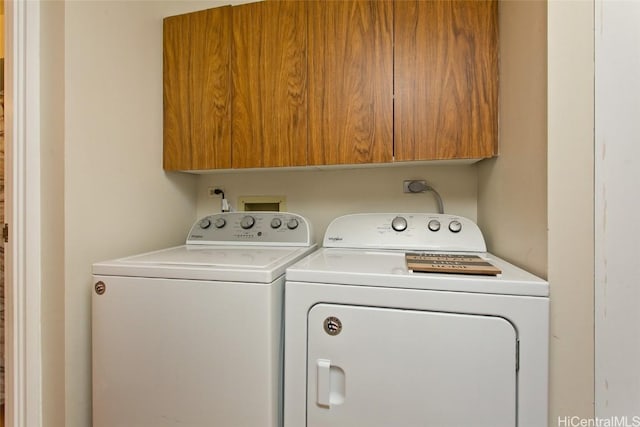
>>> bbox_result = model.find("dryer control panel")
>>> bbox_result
[187,212,313,247]
[323,213,486,252]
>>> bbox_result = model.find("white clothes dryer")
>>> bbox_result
[284,213,548,427]
[92,212,316,427]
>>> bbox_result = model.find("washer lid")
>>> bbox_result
[93,244,317,283]
[285,248,548,297]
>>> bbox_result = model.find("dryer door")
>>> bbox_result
[306,304,517,427]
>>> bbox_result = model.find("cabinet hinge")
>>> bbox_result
[3,223,8,243]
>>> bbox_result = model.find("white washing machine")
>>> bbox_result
[284,213,548,427]
[92,212,316,427]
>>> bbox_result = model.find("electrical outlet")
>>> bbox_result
[403,180,427,193]
[208,187,224,198]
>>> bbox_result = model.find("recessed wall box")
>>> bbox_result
[239,196,287,212]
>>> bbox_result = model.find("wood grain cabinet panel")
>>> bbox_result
[232,1,307,168]
[394,0,498,161]
[162,0,498,171]
[163,7,232,170]
[307,0,394,166]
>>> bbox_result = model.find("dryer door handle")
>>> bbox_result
[316,359,345,408]
[316,359,331,407]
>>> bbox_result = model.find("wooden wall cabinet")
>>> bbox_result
[163,7,232,171]
[394,0,499,161]
[163,2,307,171]
[163,0,498,171]
[232,1,307,168]
[307,0,394,166]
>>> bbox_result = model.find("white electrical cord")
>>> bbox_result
[407,180,445,214]
[426,186,445,214]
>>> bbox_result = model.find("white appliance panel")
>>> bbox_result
[123,245,309,268]
[93,244,316,283]
[284,211,548,427]
[187,212,313,246]
[286,248,548,297]
[92,275,283,427]
[93,212,316,427]
[305,303,517,427]
[323,213,487,252]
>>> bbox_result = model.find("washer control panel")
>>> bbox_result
[187,212,313,246]
[323,213,486,252]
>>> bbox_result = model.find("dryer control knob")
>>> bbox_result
[391,216,408,232]
[271,218,282,229]
[240,215,256,229]
[448,220,462,233]
[287,218,299,230]
[428,219,441,232]
[199,218,211,229]
[214,218,226,229]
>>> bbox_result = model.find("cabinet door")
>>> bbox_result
[307,0,393,166]
[394,1,498,161]
[163,7,232,170]
[232,1,307,168]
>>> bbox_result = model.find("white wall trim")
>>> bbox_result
[4,0,44,425]
[594,0,640,416]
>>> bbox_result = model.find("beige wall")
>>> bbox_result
[41,2,65,426]
[548,0,595,422]
[479,2,596,423]
[478,0,548,280]
[62,1,223,425]
[197,164,479,244]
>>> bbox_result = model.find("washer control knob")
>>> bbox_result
[199,218,211,229]
[287,218,299,230]
[391,216,408,232]
[240,215,256,230]
[448,220,462,233]
[271,218,282,229]
[427,219,441,232]
[214,218,226,229]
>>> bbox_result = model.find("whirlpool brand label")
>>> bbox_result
[327,236,343,242]
[95,281,106,295]
[324,317,342,336]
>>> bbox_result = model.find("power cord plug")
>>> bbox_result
[213,188,231,212]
